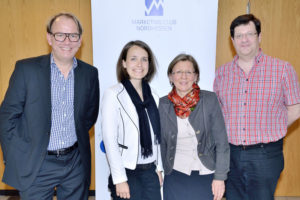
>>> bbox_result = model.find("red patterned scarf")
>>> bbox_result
[168,83,200,118]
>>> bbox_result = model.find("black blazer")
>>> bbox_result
[0,54,99,191]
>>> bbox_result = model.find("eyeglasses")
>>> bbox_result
[172,71,195,76]
[234,32,257,40]
[50,32,81,42]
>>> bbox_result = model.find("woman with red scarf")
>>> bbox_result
[159,54,229,200]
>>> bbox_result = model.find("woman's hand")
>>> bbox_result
[156,171,164,186]
[212,180,225,200]
[116,181,130,199]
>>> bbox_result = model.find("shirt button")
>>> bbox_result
[64,113,66,117]
[243,128,246,131]
[245,90,247,93]
[246,79,249,81]
[244,103,247,106]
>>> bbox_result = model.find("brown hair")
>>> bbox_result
[47,13,83,35]
[116,40,157,82]
[167,54,200,83]
[230,14,261,38]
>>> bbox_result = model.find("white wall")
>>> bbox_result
[91,1,219,199]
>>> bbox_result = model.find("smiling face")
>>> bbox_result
[122,45,149,83]
[169,60,198,98]
[46,16,82,63]
[231,21,261,59]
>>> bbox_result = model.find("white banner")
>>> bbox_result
[91,0,219,199]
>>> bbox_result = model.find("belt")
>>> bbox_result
[135,162,155,170]
[230,139,283,150]
[47,142,78,156]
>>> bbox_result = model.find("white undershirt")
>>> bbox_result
[173,116,214,175]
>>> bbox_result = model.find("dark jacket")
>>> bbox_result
[159,90,229,180]
[0,54,99,190]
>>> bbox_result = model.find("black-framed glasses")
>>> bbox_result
[50,32,81,42]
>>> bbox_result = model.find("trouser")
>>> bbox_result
[19,147,88,200]
[108,162,161,200]
[163,170,214,200]
[226,139,284,200]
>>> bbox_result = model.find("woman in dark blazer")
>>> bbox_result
[159,54,229,200]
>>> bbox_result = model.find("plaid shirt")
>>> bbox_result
[214,49,300,145]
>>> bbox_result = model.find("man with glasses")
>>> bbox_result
[0,13,99,199]
[214,14,300,200]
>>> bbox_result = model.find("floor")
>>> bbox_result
[1,196,300,200]
[0,197,96,200]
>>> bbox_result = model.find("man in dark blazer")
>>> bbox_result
[0,13,99,199]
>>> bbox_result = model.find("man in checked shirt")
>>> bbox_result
[214,14,300,200]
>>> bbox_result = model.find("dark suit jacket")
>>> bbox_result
[0,54,99,191]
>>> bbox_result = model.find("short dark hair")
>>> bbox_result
[167,54,200,83]
[116,40,157,82]
[47,13,83,35]
[230,14,261,38]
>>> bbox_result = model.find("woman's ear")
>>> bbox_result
[122,60,127,69]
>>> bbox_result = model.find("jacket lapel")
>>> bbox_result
[189,94,205,141]
[74,62,85,124]
[164,100,177,127]
[117,86,139,130]
[37,55,52,130]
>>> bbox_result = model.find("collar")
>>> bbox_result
[50,53,78,70]
[232,48,264,69]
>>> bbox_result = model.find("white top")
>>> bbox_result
[173,116,214,175]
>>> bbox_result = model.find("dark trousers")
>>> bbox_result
[19,148,88,200]
[108,163,161,200]
[226,139,284,200]
[163,170,214,200]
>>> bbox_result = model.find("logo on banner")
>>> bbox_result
[145,0,164,16]
[131,0,177,31]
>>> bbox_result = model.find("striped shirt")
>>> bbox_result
[48,54,78,150]
[214,49,300,145]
